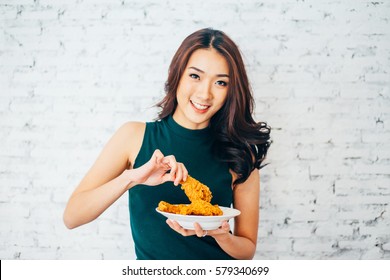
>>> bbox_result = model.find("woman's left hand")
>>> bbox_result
[166,219,231,238]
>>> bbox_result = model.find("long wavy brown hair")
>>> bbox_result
[157,28,271,185]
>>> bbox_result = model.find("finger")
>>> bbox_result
[214,221,230,234]
[152,149,164,164]
[193,222,205,238]
[163,155,178,180]
[182,164,188,182]
[198,221,230,237]
[163,155,177,168]
[166,219,175,229]
[220,220,230,231]
[173,163,183,186]
[157,153,172,171]
[153,152,171,170]
[166,220,194,236]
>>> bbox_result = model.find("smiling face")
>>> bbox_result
[172,48,230,130]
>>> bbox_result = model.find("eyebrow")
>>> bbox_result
[188,66,229,78]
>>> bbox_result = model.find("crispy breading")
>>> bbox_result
[158,200,223,216]
[187,200,223,216]
[180,175,212,203]
[158,201,191,215]
[157,175,223,216]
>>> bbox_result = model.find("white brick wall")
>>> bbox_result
[1,0,389,260]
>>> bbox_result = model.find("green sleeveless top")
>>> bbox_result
[129,115,234,260]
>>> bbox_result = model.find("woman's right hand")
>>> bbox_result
[127,149,188,188]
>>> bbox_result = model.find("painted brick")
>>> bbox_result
[1,0,389,260]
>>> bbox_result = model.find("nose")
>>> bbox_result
[196,80,212,101]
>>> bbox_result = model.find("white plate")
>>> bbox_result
[156,206,241,230]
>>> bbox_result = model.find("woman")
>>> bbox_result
[63,28,271,260]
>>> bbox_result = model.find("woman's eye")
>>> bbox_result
[189,74,200,80]
[216,81,228,87]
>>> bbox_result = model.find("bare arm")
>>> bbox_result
[213,169,260,259]
[63,122,142,229]
[63,122,188,229]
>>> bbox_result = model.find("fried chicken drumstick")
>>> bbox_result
[158,175,223,216]
[180,175,212,203]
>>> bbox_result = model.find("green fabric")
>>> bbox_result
[129,115,234,260]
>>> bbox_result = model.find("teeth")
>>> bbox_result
[192,101,209,110]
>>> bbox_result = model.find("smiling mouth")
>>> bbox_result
[191,100,210,111]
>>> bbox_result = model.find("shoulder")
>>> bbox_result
[231,168,260,191]
[114,121,146,166]
[118,121,146,135]
[110,121,146,148]
[113,121,146,144]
